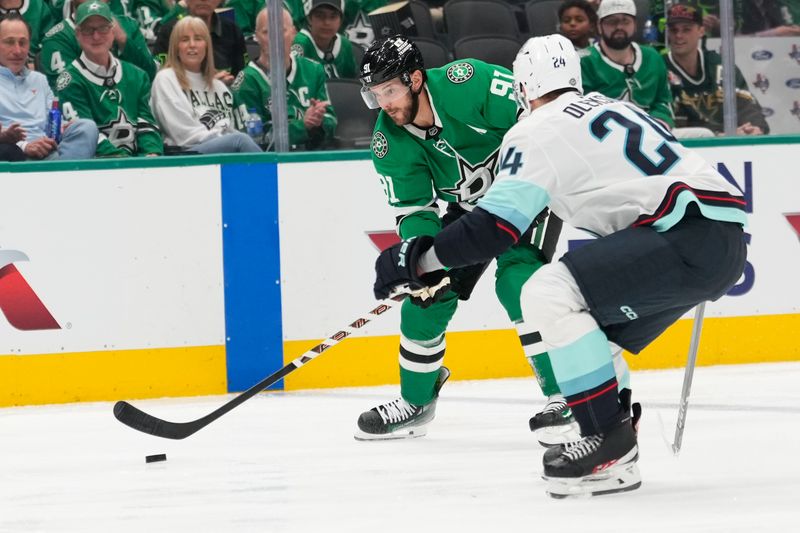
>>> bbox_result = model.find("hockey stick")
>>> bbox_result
[672,302,706,456]
[113,294,405,440]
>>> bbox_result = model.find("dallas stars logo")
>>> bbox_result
[100,108,137,153]
[446,63,474,84]
[372,131,388,158]
[346,12,374,48]
[441,149,500,203]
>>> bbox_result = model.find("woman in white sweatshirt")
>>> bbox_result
[149,16,261,154]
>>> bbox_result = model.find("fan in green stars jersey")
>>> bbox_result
[353,36,578,444]
[57,0,162,157]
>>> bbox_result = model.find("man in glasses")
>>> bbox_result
[56,1,162,157]
[580,0,674,129]
[40,0,157,90]
[354,36,579,445]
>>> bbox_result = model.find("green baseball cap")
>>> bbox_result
[75,1,114,25]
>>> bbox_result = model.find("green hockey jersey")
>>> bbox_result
[370,59,519,239]
[1,0,56,53]
[581,43,674,126]
[343,0,386,49]
[291,29,357,79]
[232,55,337,149]
[130,0,173,42]
[57,55,163,157]
[40,14,157,90]
[665,49,769,134]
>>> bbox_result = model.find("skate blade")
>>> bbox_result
[534,422,581,447]
[544,462,641,499]
[353,425,428,441]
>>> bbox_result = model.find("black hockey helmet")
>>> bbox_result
[359,35,424,89]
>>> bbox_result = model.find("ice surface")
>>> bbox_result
[1,362,798,532]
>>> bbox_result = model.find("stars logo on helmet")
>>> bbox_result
[446,63,474,84]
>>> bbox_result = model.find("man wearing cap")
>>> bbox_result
[40,0,157,91]
[154,0,248,85]
[664,1,769,136]
[291,0,357,79]
[580,0,673,128]
[0,12,98,160]
[56,0,163,157]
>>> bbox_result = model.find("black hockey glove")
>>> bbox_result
[373,236,451,307]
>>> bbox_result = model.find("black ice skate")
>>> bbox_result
[354,366,451,441]
[529,395,581,447]
[543,421,641,498]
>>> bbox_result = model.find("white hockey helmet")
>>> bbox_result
[512,34,582,113]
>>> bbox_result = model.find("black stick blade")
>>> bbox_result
[113,401,196,440]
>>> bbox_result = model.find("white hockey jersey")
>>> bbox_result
[478,91,747,237]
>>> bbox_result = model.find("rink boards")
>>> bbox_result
[1,138,799,406]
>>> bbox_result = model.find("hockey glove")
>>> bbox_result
[373,236,451,307]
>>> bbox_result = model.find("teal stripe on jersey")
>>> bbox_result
[559,362,617,396]
[477,179,550,233]
[652,190,748,232]
[547,329,614,394]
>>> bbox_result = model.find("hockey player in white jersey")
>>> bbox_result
[371,34,747,497]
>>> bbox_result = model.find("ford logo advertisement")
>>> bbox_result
[785,78,800,89]
[752,50,773,60]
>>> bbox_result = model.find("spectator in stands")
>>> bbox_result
[150,16,260,153]
[664,1,769,136]
[581,0,674,127]
[155,0,248,85]
[667,0,800,37]
[0,13,98,160]
[291,0,357,79]
[559,0,598,55]
[57,1,162,157]
[40,0,157,90]
[233,7,336,150]
[0,0,56,54]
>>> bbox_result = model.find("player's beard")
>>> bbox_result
[386,87,420,126]
[602,29,633,50]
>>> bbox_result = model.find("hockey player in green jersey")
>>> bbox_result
[40,0,157,90]
[580,0,673,128]
[355,36,577,443]
[232,8,336,150]
[57,1,163,157]
[290,0,357,79]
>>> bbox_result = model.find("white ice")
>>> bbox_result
[2,362,798,533]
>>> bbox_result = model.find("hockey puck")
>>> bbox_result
[145,453,167,463]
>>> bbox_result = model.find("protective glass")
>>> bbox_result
[360,80,411,109]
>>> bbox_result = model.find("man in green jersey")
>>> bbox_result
[354,36,578,443]
[581,0,673,128]
[0,0,57,54]
[40,0,157,90]
[232,7,336,150]
[290,0,357,79]
[663,1,768,135]
[57,1,162,157]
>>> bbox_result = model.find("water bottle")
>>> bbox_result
[246,108,263,145]
[47,98,62,143]
[643,19,658,45]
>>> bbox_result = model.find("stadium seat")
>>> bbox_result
[351,41,365,68]
[524,0,561,37]
[452,35,521,70]
[409,0,438,40]
[412,37,452,68]
[443,0,520,45]
[326,79,378,148]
